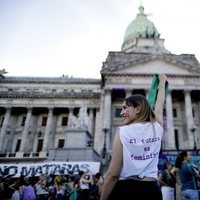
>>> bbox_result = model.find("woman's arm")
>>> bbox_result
[8,183,16,191]
[100,129,123,200]
[154,74,167,126]
[81,174,93,184]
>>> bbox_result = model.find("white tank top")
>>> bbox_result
[119,122,163,180]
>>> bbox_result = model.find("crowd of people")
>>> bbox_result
[0,171,104,200]
[0,156,199,200]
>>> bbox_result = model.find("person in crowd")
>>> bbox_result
[74,171,82,200]
[79,171,93,200]
[9,179,20,200]
[89,172,104,200]
[100,74,167,200]
[94,172,104,200]
[1,177,14,200]
[20,176,36,200]
[35,175,49,200]
[158,161,177,200]
[0,177,4,200]
[54,176,65,200]
[65,175,78,200]
[175,150,200,200]
[48,186,56,200]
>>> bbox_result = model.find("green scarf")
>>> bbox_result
[147,74,168,109]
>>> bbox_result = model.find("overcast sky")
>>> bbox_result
[0,0,200,78]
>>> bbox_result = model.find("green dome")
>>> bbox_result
[124,5,160,42]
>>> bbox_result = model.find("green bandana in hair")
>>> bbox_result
[147,74,168,109]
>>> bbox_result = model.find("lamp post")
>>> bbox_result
[102,128,108,159]
[190,125,197,153]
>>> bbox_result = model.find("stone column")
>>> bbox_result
[103,89,112,150]
[42,108,53,152]
[17,107,32,157]
[32,115,40,153]
[88,108,94,135]
[103,89,112,129]
[184,90,194,148]
[63,107,74,148]
[166,90,175,149]
[67,107,74,128]
[0,107,11,152]
[93,107,102,153]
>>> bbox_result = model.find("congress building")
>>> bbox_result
[0,5,199,174]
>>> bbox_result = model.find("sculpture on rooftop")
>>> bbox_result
[0,68,7,78]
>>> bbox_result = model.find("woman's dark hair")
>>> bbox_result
[175,150,188,169]
[78,171,84,176]
[125,94,156,123]
[95,172,102,180]
[23,177,30,186]
[163,161,172,170]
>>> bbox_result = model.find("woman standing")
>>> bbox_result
[159,161,177,200]
[65,175,78,200]
[79,171,93,200]
[21,177,36,200]
[100,74,167,200]
[175,150,200,200]
[35,176,49,200]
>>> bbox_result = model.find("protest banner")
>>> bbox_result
[0,161,100,178]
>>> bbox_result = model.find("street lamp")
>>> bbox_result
[102,128,108,159]
[190,125,197,152]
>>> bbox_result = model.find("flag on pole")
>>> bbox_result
[147,74,168,109]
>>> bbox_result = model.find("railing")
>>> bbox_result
[0,152,43,158]
[161,149,200,155]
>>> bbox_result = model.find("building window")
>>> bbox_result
[41,117,47,126]
[58,139,65,148]
[174,129,179,150]
[61,117,68,126]
[115,108,122,118]
[21,117,26,126]
[37,139,43,152]
[173,108,177,118]
[15,139,21,152]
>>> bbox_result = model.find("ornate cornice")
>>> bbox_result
[101,52,200,75]
[102,73,200,78]
[0,91,101,99]
[0,76,101,84]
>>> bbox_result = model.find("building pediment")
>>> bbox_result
[101,52,200,76]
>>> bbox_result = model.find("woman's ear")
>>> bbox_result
[134,106,141,114]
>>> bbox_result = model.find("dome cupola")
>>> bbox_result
[124,5,160,42]
[121,4,169,54]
